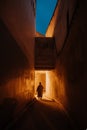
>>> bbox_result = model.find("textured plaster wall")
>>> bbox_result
[53,0,87,129]
[54,0,77,52]
[0,0,35,103]
[0,0,35,66]
[0,0,35,107]
[0,20,34,105]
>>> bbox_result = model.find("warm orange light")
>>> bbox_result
[35,70,67,105]
[35,70,50,98]
[35,70,55,99]
[35,70,46,94]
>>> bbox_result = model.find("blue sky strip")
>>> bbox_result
[36,0,58,35]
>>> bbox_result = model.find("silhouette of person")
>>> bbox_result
[37,82,43,99]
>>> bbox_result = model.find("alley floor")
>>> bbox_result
[4,97,79,130]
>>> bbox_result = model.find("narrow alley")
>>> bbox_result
[0,0,87,130]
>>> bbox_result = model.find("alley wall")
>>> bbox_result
[0,0,35,109]
[53,0,87,129]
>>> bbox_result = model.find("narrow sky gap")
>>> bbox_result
[36,0,58,35]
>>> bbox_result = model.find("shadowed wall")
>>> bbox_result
[0,19,35,129]
[52,0,87,129]
[0,20,34,104]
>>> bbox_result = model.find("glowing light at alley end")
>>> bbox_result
[36,0,58,35]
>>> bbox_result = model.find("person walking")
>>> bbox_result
[37,82,43,99]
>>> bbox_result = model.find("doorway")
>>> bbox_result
[35,71,46,96]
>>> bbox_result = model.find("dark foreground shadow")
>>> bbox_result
[0,97,18,130]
